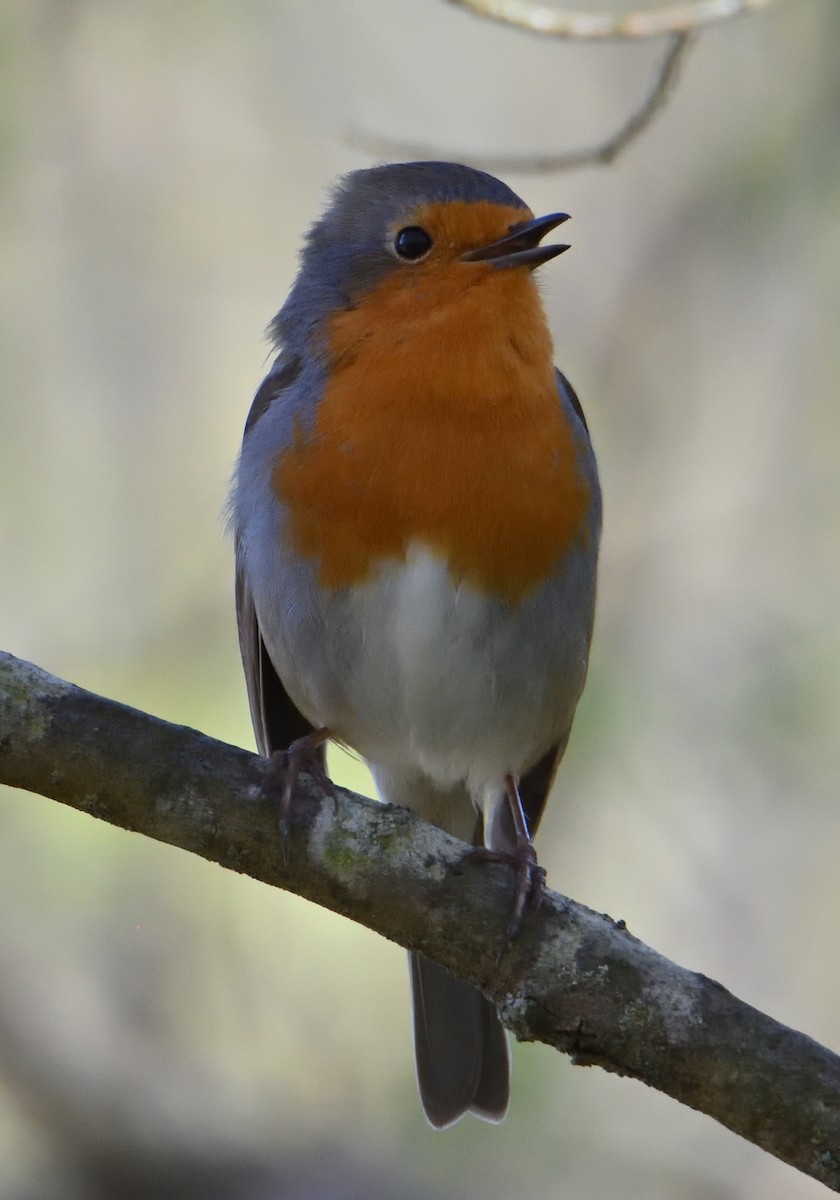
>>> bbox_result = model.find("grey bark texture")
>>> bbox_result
[0,650,838,1189]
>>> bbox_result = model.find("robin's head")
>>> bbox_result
[273,162,569,355]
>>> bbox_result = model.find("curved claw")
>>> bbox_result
[505,847,546,943]
[463,843,545,947]
[261,728,333,862]
[461,773,546,951]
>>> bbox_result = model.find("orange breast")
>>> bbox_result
[273,229,591,605]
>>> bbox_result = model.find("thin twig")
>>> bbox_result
[348,32,693,174]
[448,0,783,41]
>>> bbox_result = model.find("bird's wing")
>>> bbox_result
[555,366,590,435]
[517,736,569,839]
[514,368,594,838]
[234,561,322,760]
[234,356,325,766]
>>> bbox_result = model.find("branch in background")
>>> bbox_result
[448,0,782,40]
[1,650,839,1191]
[349,33,692,174]
[350,0,785,172]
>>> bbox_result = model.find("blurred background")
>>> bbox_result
[1,0,838,1196]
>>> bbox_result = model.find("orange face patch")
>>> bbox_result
[273,201,591,604]
[395,199,532,263]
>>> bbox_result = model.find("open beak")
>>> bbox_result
[460,212,570,270]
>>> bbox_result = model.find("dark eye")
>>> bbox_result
[394,226,433,261]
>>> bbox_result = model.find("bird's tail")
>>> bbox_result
[409,950,509,1128]
[370,765,510,1126]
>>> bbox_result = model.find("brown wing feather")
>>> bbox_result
[508,370,592,837]
[234,354,324,766]
[235,564,322,762]
[518,736,568,838]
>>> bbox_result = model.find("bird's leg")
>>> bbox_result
[501,773,546,939]
[263,727,334,860]
[464,774,546,943]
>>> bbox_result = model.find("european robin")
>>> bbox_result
[230,161,601,1128]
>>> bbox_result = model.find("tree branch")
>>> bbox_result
[447,0,783,41]
[349,0,787,173]
[348,32,692,175]
[1,649,838,1189]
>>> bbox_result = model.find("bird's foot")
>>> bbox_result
[464,773,545,948]
[463,842,546,945]
[263,728,333,860]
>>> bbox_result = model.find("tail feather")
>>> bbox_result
[409,952,509,1128]
[372,767,511,1126]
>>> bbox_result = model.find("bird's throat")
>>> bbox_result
[273,269,591,604]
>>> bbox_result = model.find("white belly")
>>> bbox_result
[322,543,593,795]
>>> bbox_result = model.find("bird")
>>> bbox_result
[230,161,601,1129]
